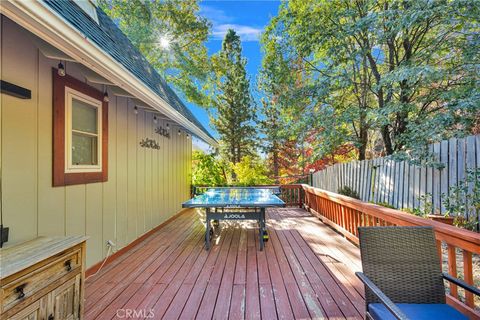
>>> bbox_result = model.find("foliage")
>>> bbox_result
[258,98,283,180]
[257,22,317,180]
[401,194,433,217]
[400,171,480,232]
[98,0,213,107]
[453,216,479,232]
[337,186,360,200]
[443,169,480,231]
[191,151,227,186]
[260,0,480,163]
[375,202,397,210]
[230,156,273,186]
[258,52,357,180]
[211,30,257,166]
[192,152,272,187]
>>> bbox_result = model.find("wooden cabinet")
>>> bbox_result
[0,237,87,320]
[6,297,47,320]
[49,274,81,320]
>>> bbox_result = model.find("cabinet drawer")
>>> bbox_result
[1,249,81,313]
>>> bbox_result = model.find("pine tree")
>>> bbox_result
[212,29,256,167]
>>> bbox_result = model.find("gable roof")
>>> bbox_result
[42,0,215,142]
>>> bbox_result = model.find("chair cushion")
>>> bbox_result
[369,303,468,320]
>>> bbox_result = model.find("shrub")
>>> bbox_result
[337,186,360,199]
[400,194,433,217]
[192,151,227,186]
[375,201,397,209]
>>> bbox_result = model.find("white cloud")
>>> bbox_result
[200,5,234,24]
[211,24,263,42]
[200,5,263,42]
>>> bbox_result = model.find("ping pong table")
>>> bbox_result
[182,187,286,250]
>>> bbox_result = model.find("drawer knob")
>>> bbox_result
[64,259,72,271]
[14,283,26,300]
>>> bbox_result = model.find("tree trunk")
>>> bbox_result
[358,126,368,160]
[382,125,394,155]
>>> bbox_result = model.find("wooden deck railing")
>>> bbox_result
[301,184,480,318]
[278,184,304,207]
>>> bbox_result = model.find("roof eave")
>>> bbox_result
[2,0,218,147]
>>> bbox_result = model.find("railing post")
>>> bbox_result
[447,245,458,298]
[463,251,474,307]
[299,187,304,208]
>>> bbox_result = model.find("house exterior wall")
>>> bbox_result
[0,17,192,267]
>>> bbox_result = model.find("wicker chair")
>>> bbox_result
[355,226,480,320]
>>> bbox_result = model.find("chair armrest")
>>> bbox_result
[355,272,409,320]
[443,273,480,296]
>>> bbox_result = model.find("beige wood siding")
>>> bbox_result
[0,17,193,267]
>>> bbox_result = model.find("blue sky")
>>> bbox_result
[187,0,281,141]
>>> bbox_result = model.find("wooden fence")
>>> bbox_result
[312,134,480,219]
[302,184,480,318]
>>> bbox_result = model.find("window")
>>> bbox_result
[65,88,102,172]
[74,0,99,24]
[53,69,108,186]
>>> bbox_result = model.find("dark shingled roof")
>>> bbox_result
[42,0,215,141]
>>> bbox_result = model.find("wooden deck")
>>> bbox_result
[84,208,365,319]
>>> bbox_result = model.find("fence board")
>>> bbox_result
[394,161,400,208]
[433,143,441,213]
[398,161,405,208]
[366,160,373,201]
[373,159,381,203]
[402,162,409,209]
[379,158,386,204]
[408,163,415,209]
[390,160,396,206]
[440,140,449,213]
[466,136,476,220]
[458,138,466,219]
[426,144,434,214]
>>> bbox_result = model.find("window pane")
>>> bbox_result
[72,98,97,134]
[72,133,98,165]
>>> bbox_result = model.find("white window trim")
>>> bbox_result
[64,86,103,173]
[74,0,99,24]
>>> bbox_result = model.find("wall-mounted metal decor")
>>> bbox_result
[139,138,160,150]
[1,80,31,99]
[155,126,170,139]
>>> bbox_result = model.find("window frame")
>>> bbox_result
[65,87,103,173]
[53,68,108,186]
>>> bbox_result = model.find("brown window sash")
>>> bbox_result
[52,68,108,186]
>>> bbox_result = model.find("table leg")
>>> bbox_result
[205,208,211,250]
[259,208,265,251]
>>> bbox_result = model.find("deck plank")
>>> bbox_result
[245,229,261,320]
[212,227,241,319]
[149,228,205,318]
[85,208,365,320]
[85,223,198,317]
[196,226,235,319]
[178,227,228,319]
[263,230,295,320]
[271,229,325,319]
[85,212,194,311]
